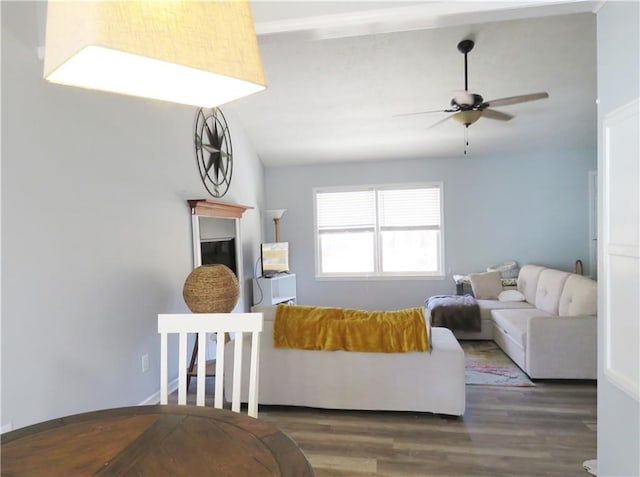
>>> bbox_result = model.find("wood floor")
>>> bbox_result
[259,382,596,477]
[177,381,596,477]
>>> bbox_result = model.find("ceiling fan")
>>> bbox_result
[400,39,549,129]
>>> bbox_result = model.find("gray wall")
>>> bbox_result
[596,1,640,475]
[1,2,265,430]
[265,147,596,310]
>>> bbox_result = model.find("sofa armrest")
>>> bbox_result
[526,315,597,379]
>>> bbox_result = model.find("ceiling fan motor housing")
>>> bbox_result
[451,93,485,109]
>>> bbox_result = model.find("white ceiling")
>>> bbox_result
[226,1,599,166]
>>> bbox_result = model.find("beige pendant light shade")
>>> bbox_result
[43,1,266,107]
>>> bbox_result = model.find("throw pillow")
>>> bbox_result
[498,289,526,302]
[468,271,503,299]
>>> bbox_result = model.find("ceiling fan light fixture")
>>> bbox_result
[453,110,482,126]
[394,38,548,137]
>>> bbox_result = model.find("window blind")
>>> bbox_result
[316,190,375,229]
[378,187,440,227]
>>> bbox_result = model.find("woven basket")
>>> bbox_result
[182,264,239,313]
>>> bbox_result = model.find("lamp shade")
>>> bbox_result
[182,265,239,313]
[43,1,266,107]
[265,209,286,220]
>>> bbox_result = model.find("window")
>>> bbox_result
[314,183,444,278]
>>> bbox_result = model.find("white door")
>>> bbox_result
[601,98,640,402]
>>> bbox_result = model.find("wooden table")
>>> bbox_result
[1,405,314,477]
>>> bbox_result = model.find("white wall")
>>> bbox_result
[596,1,640,475]
[264,148,596,310]
[1,2,265,430]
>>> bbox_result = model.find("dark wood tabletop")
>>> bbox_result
[0,405,314,477]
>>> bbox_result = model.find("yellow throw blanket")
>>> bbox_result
[273,305,429,353]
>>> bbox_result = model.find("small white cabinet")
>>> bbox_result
[254,274,296,305]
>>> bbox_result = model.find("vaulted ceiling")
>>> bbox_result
[226,1,599,166]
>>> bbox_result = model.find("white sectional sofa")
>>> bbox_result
[225,304,466,416]
[474,265,597,379]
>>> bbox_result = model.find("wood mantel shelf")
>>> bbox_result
[188,199,253,219]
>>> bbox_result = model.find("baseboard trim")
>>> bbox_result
[139,378,179,406]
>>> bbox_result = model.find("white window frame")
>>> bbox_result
[313,182,445,280]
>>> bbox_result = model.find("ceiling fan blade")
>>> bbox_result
[393,109,454,118]
[484,92,549,108]
[427,115,454,129]
[481,109,514,121]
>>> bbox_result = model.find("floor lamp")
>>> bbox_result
[265,209,286,242]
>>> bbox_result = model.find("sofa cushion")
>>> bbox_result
[491,307,553,347]
[517,265,546,304]
[535,269,571,315]
[476,299,533,322]
[468,271,502,299]
[558,274,597,316]
[498,289,526,302]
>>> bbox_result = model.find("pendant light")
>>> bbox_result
[43,1,266,107]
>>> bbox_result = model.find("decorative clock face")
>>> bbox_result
[194,108,233,198]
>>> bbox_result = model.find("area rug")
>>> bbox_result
[462,341,535,386]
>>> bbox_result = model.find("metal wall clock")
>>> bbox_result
[194,108,233,198]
